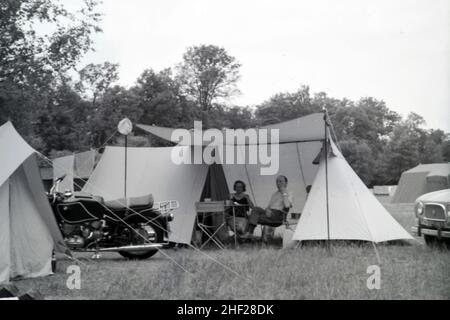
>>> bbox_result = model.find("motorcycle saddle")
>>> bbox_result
[105,194,154,210]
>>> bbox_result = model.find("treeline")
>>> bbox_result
[1,1,449,187]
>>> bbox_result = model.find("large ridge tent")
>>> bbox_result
[392,163,450,203]
[136,113,326,215]
[85,114,325,243]
[0,122,67,284]
[84,113,412,244]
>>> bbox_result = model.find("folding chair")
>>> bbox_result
[194,201,228,249]
[225,202,251,246]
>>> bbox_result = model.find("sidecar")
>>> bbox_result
[51,191,107,224]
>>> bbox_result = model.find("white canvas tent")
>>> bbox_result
[293,141,413,242]
[392,163,450,203]
[84,146,209,244]
[136,114,326,215]
[0,122,67,284]
[85,113,412,245]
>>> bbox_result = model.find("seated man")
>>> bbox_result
[241,175,293,238]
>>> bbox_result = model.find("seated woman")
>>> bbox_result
[226,180,254,234]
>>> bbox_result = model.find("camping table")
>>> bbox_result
[195,201,238,249]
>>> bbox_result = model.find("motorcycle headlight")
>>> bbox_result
[416,201,424,216]
[167,213,174,222]
[64,191,73,198]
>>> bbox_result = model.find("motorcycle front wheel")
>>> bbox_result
[119,222,163,260]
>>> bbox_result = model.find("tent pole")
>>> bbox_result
[324,110,331,252]
[124,135,128,207]
[238,146,257,206]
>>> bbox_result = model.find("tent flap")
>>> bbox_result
[23,155,67,254]
[9,166,54,279]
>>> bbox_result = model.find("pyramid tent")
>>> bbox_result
[392,163,450,203]
[0,122,67,284]
[293,141,413,242]
[86,113,412,244]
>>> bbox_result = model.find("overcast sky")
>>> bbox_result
[69,0,449,132]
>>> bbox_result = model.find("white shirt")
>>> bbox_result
[268,190,293,211]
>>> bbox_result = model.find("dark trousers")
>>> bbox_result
[248,207,285,227]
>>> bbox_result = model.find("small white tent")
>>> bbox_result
[0,122,67,284]
[293,141,413,242]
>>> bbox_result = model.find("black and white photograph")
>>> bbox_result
[0,0,449,305]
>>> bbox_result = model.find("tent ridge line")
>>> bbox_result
[136,124,326,145]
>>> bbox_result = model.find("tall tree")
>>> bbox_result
[132,68,195,128]
[88,85,142,147]
[0,0,101,86]
[217,105,255,129]
[176,44,241,125]
[0,0,101,147]
[76,62,119,105]
[72,62,122,147]
[255,86,321,125]
[441,139,450,162]
[383,113,428,183]
[357,98,400,139]
[35,80,90,153]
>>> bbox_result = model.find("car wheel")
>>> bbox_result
[424,234,450,248]
[424,234,437,246]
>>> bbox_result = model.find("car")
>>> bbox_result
[411,189,450,246]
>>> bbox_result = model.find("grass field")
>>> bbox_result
[12,198,450,300]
